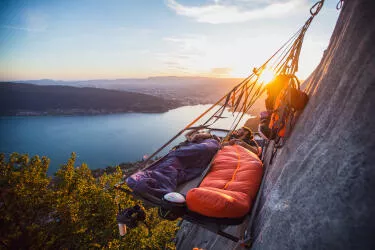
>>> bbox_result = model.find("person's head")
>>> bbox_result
[236,126,253,140]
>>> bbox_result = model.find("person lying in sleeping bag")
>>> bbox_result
[224,126,261,156]
[188,126,261,156]
[126,125,260,199]
[126,136,220,198]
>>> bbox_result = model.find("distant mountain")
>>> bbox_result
[16,77,240,105]
[0,82,181,116]
[16,77,266,114]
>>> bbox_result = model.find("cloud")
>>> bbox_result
[210,67,232,76]
[1,24,45,32]
[161,35,207,60]
[155,35,209,75]
[115,27,155,35]
[158,34,240,76]
[1,9,48,32]
[166,0,306,24]
[163,36,207,58]
[26,10,48,31]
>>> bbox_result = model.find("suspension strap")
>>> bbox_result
[278,0,325,76]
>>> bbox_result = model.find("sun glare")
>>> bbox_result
[258,68,276,85]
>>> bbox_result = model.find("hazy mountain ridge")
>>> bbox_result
[15,77,266,114]
[17,77,240,104]
[0,82,181,116]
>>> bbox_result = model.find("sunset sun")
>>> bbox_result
[258,68,276,85]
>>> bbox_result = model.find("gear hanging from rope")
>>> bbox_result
[277,0,324,75]
[141,0,326,167]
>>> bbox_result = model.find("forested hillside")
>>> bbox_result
[0,153,178,249]
[0,83,181,115]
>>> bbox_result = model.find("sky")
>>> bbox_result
[0,0,340,81]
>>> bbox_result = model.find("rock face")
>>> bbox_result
[176,0,375,249]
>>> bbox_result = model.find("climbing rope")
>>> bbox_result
[266,0,325,150]
[277,0,325,76]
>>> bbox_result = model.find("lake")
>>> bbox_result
[0,105,252,174]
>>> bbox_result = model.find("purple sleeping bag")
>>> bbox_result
[126,138,220,198]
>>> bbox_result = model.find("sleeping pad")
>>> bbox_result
[186,144,263,218]
[126,138,220,198]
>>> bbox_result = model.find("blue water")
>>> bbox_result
[0,105,251,174]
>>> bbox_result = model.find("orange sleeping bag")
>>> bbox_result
[186,145,263,218]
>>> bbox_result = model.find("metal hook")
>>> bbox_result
[310,0,324,16]
[336,0,344,10]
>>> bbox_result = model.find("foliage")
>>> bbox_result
[0,153,178,249]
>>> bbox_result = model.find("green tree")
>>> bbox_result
[0,153,178,249]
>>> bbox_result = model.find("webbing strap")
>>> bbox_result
[223,145,241,190]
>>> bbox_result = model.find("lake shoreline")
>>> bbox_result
[0,105,254,174]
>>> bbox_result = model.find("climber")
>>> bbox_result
[186,124,260,156]
[223,126,260,156]
[264,74,290,112]
[185,129,219,143]
[259,74,308,140]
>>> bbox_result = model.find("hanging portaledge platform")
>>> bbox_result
[114,0,329,247]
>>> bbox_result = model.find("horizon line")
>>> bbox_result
[1,75,246,82]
